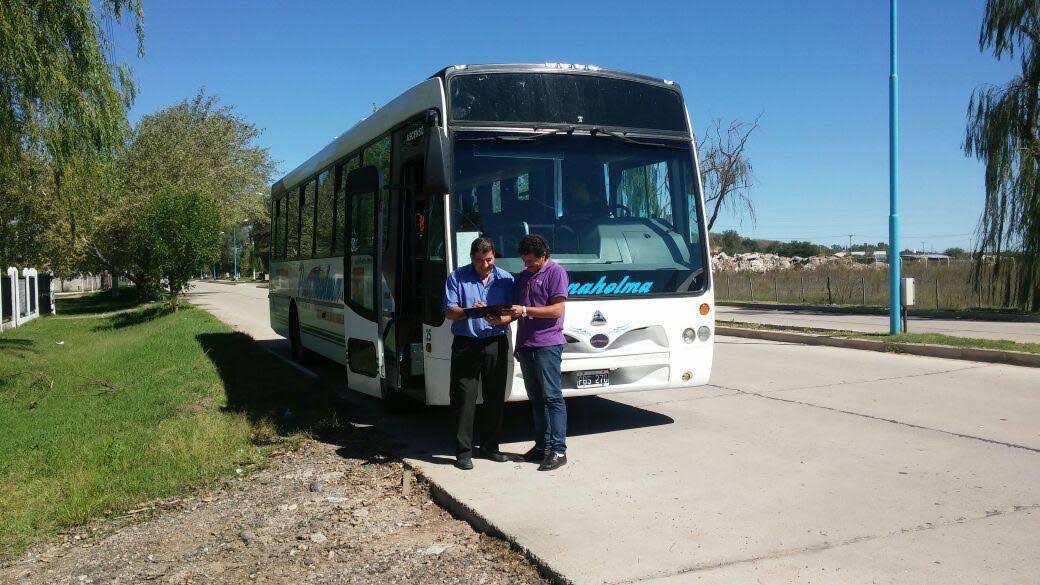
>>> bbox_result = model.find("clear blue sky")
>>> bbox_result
[112,0,1016,251]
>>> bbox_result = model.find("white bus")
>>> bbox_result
[269,63,714,406]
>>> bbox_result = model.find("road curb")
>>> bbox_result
[718,301,1040,323]
[716,325,1040,368]
[402,460,574,585]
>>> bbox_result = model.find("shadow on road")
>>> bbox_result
[196,332,342,436]
[197,331,674,467]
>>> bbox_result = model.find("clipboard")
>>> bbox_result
[463,304,512,318]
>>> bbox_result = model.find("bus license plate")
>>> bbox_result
[576,370,610,389]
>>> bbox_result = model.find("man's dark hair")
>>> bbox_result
[517,234,550,258]
[470,236,495,256]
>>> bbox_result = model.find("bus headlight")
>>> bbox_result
[697,326,711,341]
[682,328,696,343]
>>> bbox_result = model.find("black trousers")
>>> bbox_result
[450,335,508,456]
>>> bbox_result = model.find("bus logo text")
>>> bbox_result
[568,276,653,296]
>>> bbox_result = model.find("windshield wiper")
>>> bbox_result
[588,127,688,150]
[455,127,576,143]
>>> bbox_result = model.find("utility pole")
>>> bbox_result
[232,226,239,281]
[888,0,903,334]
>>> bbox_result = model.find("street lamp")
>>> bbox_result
[232,227,239,281]
[888,0,902,334]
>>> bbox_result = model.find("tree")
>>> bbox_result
[944,247,969,259]
[137,187,222,310]
[0,0,142,167]
[698,116,760,231]
[0,0,143,267]
[86,91,275,296]
[964,0,1040,310]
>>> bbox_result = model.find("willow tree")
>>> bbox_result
[0,0,143,266]
[964,0,1040,310]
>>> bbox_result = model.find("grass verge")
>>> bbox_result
[717,320,1040,354]
[0,293,338,560]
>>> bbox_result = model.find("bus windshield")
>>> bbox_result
[452,131,707,297]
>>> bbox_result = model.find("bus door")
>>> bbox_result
[342,166,384,398]
[385,120,439,400]
[391,155,430,397]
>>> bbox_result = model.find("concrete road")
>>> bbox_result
[189,282,1040,584]
[717,305,1040,344]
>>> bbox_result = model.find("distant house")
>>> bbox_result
[873,250,888,262]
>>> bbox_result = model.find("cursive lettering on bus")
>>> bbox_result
[567,275,653,296]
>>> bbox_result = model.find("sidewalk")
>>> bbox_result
[717,304,1040,344]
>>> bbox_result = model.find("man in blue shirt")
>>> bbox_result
[443,236,515,470]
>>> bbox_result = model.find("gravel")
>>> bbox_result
[1,432,546,584]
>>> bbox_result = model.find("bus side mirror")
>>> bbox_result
[423,130,452,195]
[344,165,382,197]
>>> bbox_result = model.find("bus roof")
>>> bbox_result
[429,63,683,91]
[273,63,684,196]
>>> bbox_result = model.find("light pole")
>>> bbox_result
[888,0,902,334]
[232,226,239,281]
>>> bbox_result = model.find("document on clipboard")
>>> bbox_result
[463,304,512,318]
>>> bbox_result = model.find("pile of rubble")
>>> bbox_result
[711,252,886,273]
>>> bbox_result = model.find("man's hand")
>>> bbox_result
[508,304,524,319]
[485,313,513,326]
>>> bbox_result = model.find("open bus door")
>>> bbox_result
[342,166,384,398]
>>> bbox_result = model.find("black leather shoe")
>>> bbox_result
[455,456,474,470]
[522,446,546,463]
[538,452,567,471]
[478,449,509,463]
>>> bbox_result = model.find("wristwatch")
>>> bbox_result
[521,306,528,318]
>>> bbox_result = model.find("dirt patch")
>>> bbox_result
[1,433,546,584]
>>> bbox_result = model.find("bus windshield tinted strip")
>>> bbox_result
[449,73,688,132]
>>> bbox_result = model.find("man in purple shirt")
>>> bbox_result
[509,234,569,471]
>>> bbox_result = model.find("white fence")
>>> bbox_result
[1,267,54,331]
[55,274,103,292]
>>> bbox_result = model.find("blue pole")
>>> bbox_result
[232,228,238,281]
[888,0,902,334]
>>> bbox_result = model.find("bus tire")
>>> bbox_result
[289,303,307,363]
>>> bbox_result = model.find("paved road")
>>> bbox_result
[717,305,1040,344]
[188,282,1040,584]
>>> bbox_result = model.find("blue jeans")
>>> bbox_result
[517,345,566,454]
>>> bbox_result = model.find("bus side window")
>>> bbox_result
[300,179,316,259]
[335,156,360,256]
[272,197,284,261]
[286,187,299,260]
[315,169,334,257]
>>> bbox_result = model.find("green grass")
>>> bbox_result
[854,332,1040,353]
[718,320,1040,354]
[52,292,145,315]
[0,293,339,559]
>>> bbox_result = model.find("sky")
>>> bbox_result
[110,0,1017,252]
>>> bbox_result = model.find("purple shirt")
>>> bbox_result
[515,259,569,348]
